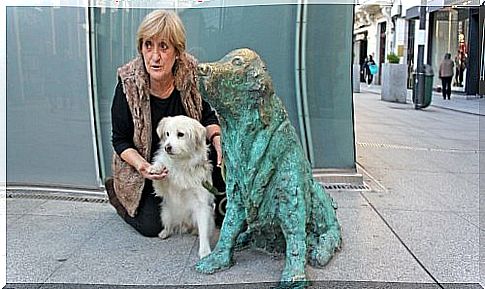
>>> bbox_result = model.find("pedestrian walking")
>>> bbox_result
[439,53,454,100]
[365,55,377,87]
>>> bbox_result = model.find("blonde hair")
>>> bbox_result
[136,10,186,55]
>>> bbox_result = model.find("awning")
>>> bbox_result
[405,6,420,19]
[405,5,444,19]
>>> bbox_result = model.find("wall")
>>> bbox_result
[6,4,356,189]
[94,5,356,173]
[6,7,99,188]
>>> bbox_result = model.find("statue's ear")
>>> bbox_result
[253,67,273,127]
[258,95,271,127]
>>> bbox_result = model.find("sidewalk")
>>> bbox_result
[359,83,484,116]
[5,187,483,289]
[5,84,485,288]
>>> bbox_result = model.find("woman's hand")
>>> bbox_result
[120,148,168,180]
[212,135,222,167]
[138,161,169,180]
[206,124,223,167]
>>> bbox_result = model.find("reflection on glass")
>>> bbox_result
[93,5,355,177]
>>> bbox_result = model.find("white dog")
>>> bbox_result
[149,115,215,258]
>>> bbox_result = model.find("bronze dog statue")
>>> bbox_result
[195,48,341,288]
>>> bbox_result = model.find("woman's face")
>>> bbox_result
[141,34,177,83]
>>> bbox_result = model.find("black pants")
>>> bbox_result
[441,76,452,100]
[455,68,464,86]
[118,144,226,237]
[367,73,373,85]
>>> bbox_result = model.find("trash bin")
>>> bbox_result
[423,65,434,107]
[412,65,434,109]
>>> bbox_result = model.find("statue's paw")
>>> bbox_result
[308,233,341,267]
[278,264,308,289]
[276,281,309,289]
[195,249,233,274]
[235,231,251,251]
[277,273,309,289]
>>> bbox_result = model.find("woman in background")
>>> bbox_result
[439,53,454,100]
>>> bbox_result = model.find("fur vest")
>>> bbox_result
[112,52,203,217]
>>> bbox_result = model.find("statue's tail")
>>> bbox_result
[307,182,342,267]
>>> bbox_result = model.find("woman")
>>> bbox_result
[439,53,454,100]
[365,55,376,86]
[106,9,225,237]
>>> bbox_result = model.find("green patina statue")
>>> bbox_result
[195,48,341,288]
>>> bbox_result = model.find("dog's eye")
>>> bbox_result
[166,132,169,137]
[177,132,184,138]
[232,57,243,66]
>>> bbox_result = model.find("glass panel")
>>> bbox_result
[431,8,470,91]
[93,4,355,175]
[305,5,355,168]
[91,7,150,179]
[6,7,99,188]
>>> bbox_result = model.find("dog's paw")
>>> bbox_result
[158,229,171,239]
[198,247,211,259]
[149,164,164,174]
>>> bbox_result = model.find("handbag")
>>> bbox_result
[369,64,378,75]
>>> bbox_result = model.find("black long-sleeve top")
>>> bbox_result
[111,80,219,160]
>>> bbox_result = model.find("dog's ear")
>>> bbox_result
[156,117,168,140]
[194,123,207,148]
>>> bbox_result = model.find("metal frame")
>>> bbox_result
[85,2,103,187]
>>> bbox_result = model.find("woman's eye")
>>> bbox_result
[145,40,152,49]
[166,132,169,137]
[232,57,243,66]
[160,42,168,50]
[177,132,184,137]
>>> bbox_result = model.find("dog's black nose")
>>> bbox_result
[197,64,211,76]
[165,145,172,154]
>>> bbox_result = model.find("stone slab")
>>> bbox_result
[7,214,109,283]
[44,218,195,285]
[377,209,479,283]
[179,207,433,285]
[26,198,112,219]
[6,198,48,216]
[327,190,369,209]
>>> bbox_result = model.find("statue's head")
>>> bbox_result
[197,48,274,119]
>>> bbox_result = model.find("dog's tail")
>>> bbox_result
[307,182,342,268]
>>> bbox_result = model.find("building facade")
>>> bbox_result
[6,3,356,190]
[354,0,481,95]
[427,1,480,95]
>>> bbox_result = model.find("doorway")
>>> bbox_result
[359,35,368,82]
[407,20,415,89]
[378,22,387,84]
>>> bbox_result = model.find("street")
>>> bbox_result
[354,89,481,284]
